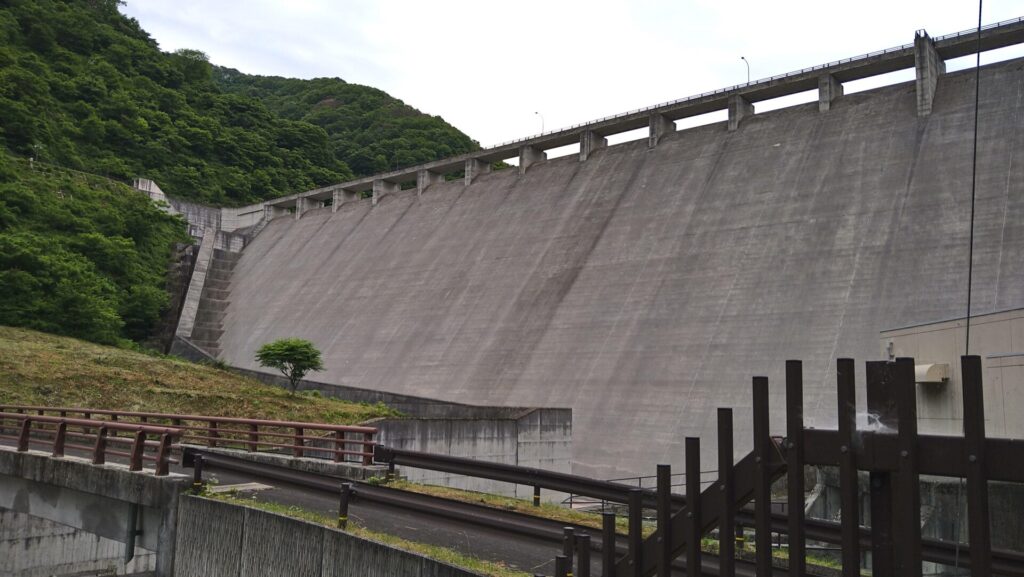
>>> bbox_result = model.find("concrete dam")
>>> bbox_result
[196,29,1024,479]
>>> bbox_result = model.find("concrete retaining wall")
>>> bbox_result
[0,508,155,576]
[174,496,482,577]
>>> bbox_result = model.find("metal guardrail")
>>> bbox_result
[0,405,378,465]
[0,412,179,475]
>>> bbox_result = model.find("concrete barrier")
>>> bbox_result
[174,496,484,577]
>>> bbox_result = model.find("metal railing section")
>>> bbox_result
[0,412,180,475]
[0,405,378,466]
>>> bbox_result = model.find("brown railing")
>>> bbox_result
[0,412,180,475]
[0,406,378,465]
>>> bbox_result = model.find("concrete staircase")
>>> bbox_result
[189,249,240,357]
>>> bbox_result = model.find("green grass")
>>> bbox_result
[207,493,531,577]
[0,326,398,425]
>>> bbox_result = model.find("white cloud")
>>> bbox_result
[120,0,1024,147]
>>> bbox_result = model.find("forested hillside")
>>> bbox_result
[0,0,478,205]
[0,0,480,346]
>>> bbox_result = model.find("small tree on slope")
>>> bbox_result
[255,338,324,394]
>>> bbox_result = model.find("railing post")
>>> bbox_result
[92,426,109,465]
[628,489,643,577]
[249,424,260,452]
[534,485,541,507]
[338,482,352,529]
[866,360,898,575]
[718,408,735,577]
[17,418,31,452]
[52,421,67,458]
[785,360,805,577]
[562,526,575,577]
[129,429,146,471]
[753,376,771,577]
[962,355,992,577]
[208,421,219,448]
[602,511,617,577]
[577,533,591,577]
[893,357,922,577]
[293,426,305,458]
[192,454,204,494]
[362,431,374,466]
[685,437,702,577]
[155,433,172,476]
[656,463,671,577]
[333,430,343,462]
[836,358,860,577]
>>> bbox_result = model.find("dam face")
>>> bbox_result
[217,59,1024,478]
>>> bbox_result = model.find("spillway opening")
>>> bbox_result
[543,142,581,160]
[605,126,650,146]
[843,69,915,95]
[674,109,728,131]
[752,89,818,114]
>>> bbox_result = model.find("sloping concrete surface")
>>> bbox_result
[217,59,1024,478]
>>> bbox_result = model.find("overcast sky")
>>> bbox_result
[120,1,1023,148]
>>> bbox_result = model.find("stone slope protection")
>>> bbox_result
[215,57,1024,479]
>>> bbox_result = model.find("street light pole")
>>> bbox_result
[534,111,545,133]
[740,56,750,84]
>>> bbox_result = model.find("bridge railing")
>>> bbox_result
[0,412,180,475]
[0,406,378,465]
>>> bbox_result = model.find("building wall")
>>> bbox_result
[881,307,1024,437]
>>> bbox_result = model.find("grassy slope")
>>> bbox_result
[0,326,395,424]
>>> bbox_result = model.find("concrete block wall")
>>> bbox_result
[174,496,483,577]
[0,509,155,576]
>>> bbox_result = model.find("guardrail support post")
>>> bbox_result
[92,426,109,465]
[293,426,305,458]
[52,421,67,457]
[563,527,575,576]
[362,432,374,466]
[555,555,568,577]
[17,418,30,452]
[577,533,591,577]
[192,454,204,494]
[602,512,616,577]
[248,424,259,452]
[208,421,219,448]
[338,482,352,529]
[129,429,146,471]
[155,433,173,476]
[533,485,541,506]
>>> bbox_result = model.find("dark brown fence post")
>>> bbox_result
[92,426,109,465]
[628,488,643,577]
[17,418,31,452]
[656,463,671,577]
[533,485,541,506]
[717,407,735,577]
[961,354,991,577]
[333,430,343,462]
[602,511,616,577]
[249,424,260,452]
[836,358,859,577]
[192,454,204,494]
[866,360,897,575]
[752,376,771,577]
[685,437,702,577]
[785,360,805,577]
[155,433,172,476]
[362,431,374,465]
[129,429,146,471]
[893,357,921,577]
[52,421,67,457]
[208,421,219,448]
[293,427,305,457]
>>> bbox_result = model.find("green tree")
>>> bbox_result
[255,338,324,394]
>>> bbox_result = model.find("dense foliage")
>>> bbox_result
[0,154,189,344]
[0,0,478,205]
[214,69,478,177]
